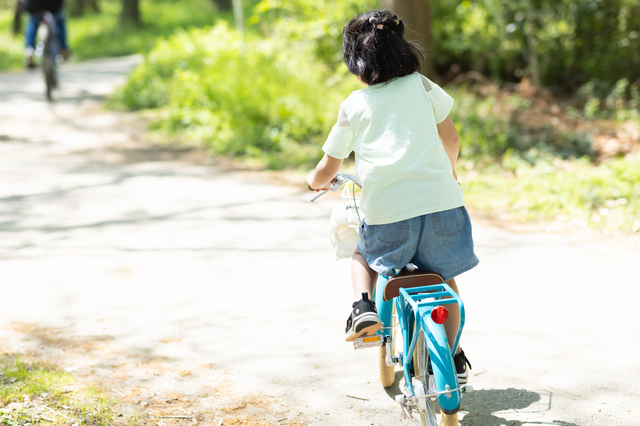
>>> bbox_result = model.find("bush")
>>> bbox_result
[461,153,640,233]
[109,21,359,168]
[447,86,596,162]
[432,0,640,96]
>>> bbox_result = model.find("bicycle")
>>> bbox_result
[33,11,60,101]
[313,173,473,426]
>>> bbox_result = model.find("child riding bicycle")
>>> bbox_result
[20,0,71,68]
[306,10,479,383]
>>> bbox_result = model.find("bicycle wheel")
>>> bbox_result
[414,330,460,426]
[378,302,396,387]
[413,331,438,425]
[43,55,55,101]
[42,28,57,101]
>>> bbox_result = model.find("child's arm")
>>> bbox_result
[436,116,460,180]
[306,154,344,191]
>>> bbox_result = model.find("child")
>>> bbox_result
[306,10,479,383]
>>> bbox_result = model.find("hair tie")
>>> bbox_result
[394,19,400,26]
[369,16,383,29]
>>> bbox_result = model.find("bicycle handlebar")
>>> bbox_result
[310,173,362,202]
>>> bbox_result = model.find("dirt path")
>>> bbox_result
[1,57,639,426]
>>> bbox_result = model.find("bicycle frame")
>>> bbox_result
[374,274,466,414]
[34,11,59,100]
[35,12,59,58]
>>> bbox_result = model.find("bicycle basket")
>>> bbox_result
[328,182,364,260]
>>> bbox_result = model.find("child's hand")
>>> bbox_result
[306,174,334,191]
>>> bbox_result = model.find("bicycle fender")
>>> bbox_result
[423,314,461,413]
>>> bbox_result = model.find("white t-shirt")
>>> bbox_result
[322,72,464,225]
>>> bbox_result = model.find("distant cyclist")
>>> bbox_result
[21,0,70,68]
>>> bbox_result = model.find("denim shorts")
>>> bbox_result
[356,206,479,280]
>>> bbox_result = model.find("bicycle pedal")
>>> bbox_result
[353,335,384,349]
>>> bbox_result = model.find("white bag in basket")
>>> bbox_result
[328,181,364,260]
[329,204,359,260]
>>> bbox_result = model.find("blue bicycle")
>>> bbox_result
[314,173,472,426]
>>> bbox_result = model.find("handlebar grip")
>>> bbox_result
[310,190,327,202]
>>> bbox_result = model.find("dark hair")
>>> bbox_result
[342,10,423,86]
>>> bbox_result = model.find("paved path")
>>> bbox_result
[1,57,639,425]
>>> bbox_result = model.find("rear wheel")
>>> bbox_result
[414,331,438,425]
[378,303,396,387]
[44,57,55,101]
[43,33,57,101]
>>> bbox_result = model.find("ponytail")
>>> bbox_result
[342,10,423,85]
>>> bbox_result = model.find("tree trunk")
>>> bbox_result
[13,0,23,36]
[522,0,540,87]
[211,0,232,11]
[121,0,140,26]
[380,0,435,77]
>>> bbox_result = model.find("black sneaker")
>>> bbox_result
[345,292,382,342]
[454,349,472,384]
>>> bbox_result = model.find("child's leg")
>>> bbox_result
[25,13,40,50]
[444,278,462,353]
[351,249,378,300]
[344,249,381,341]
[53,11,69,52]
[445,277,472,382]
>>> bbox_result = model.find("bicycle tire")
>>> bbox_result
[42,22,57,101]
[44,56,55,101]
[414,331,438,426]
[378,302,396,387]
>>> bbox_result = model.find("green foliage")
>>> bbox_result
[448,86,596,161]
[70,0,225,60]
[462,153,640,233]
[0,8,24,70]
[433,0,640,98]
[249,0,367,66]
[109,1,371,168]
[1,355,134,425]
[577,78,640,121]
[0,0,233,71]
[0,356,72,404]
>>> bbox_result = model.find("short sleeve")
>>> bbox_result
[421,75,454,124]
[322,108,354,159]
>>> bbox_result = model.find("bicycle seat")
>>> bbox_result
[383,267,444,301]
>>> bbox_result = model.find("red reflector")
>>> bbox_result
[431,306,449,324]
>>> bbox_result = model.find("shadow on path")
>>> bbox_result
[382,375,578,426]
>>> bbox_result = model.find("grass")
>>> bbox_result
[68,0,229,61]
[0,355,133,425]
[0,0,244,72]
[460,153,640,234]
[0,5,24,71]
